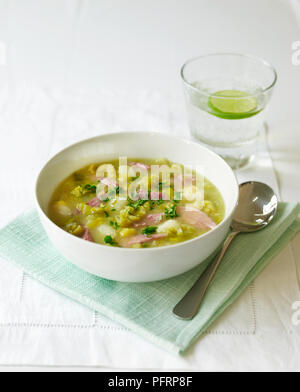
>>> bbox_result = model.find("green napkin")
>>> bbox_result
[0,203,299,355]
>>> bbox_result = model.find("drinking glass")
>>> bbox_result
[181,53,277,169]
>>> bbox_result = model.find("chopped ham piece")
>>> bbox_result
[82,227,94,242]
[99,177,117,188]
[177,206,216,229]
[128,162,150,170]
[132,213,165,228]
[120,233,167,247]
[86,197,102,207]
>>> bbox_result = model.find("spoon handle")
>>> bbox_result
[173,231,239,320]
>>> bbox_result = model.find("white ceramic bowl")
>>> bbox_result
[35,132,238,282]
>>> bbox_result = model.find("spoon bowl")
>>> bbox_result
[232,181,278,232]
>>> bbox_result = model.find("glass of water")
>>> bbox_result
[181,53,277,169]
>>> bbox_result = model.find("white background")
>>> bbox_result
[0,0,299,372]
[0,0,299,201]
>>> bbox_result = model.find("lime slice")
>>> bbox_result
[209,90,258,119]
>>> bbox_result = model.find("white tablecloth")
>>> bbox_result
[0,0,299,372]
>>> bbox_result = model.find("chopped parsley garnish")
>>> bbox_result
[165,205,178,219]
[128,198,147,210]
[84,184,97,193]
[141,226,158,236]
[104,211,109,217]
[104,235,117,245]
[157,214,164,222]
[130,176,139,182]
[109,220,119,230]
[150,201,156,210]
[149,199,165,210]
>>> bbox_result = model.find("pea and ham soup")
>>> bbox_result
[49,159,225,248]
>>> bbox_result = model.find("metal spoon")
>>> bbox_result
[173,181,278,320]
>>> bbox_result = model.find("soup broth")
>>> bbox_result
[49,158,225,248]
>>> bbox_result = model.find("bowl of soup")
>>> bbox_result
[35,132,238,282]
